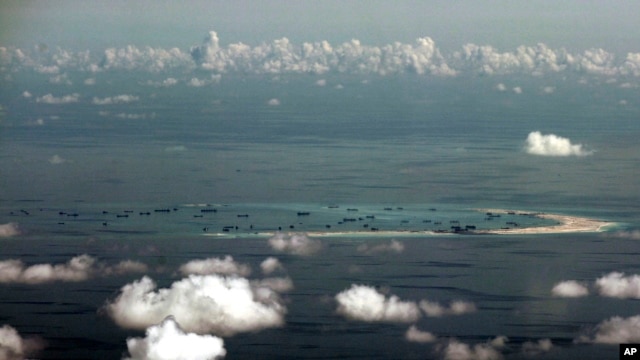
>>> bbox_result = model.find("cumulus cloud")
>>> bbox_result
[0,255,148,284]
[335,284,421,323]
[48,154,67,165]
[268,233,323,256]
[357,240,405,254]
[521,338,553,356]
[436,336,507,360]
[35,93,80,104]
[0,324,46,360]
[105,275,286,336]
[124,316,226,360]
[0,223,20,237]
[178,256,251,277]
[266,98,280,106]
[419,300,477,317]
[260,257,285,275]
[524,131,592,156]
[21,91,31,98]
[92,94,139,105]
[595,272,640,299]
[252,277,294,293]
[551,280,590,297]
[552,272,640,299]
[405,325,436,343]
[578,315,640,344]
[3,31,640,79]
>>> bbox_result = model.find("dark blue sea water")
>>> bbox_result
[1,71,639,359]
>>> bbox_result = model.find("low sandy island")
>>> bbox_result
[202,209,615,237]
[473,209,614,235]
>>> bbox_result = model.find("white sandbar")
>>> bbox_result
[474,209,614,235]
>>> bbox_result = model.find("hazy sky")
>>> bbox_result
[2,0,639,54]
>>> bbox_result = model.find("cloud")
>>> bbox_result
[260,257,285,275]
[0,324,46,360]
[552,272,640,299]
[335,284,421,323]
[512,86,522,94]
[405,325,436,343]
[0,223,20,237]
[594,272,640,299]
[252,277,294,293]
[35,93,80,104]
[524,131,593,156]
[0,255,148,284]
[124,316,226,360]
[551,280,590,297]
[92,95,139,105]
[178,256,251,277]
[266,98,280,106]
[21,91,31,98]
[436,336,507,360]
[521,338,553,356]
[578,315,640,344]
[104,275,286,336]
[48,154,67,165]
[419,300,477,317]
[268,233,323,256]
[357,240,405,254]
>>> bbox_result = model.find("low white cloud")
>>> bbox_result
[84,78,96,85]
[521,338,553,356]
[524,131,592,156]
[21,91,31,98]
[0,255,148,284]
[335,284,421,323]
[267,98,280,106]
[268,233,322,256]
[178,256,251,277]
[512,86,522,94]
[578,315,640,344]
[315,79,326,86]
[0,223,20,237]
[357,240,405,254]
[436,336,507,360]
[124,316,226,360]
[405,325,436,343]
[260,257,285,275]
[551,280,590,297]
[595,272,640,299]
[48,154,67,165]
[92,94,139,105]
[495,83,506,91]
[105,275,286,336]
[252,277,294,293]
[0,324,46,360]
[419,300,477,317]
[35,93,79,104]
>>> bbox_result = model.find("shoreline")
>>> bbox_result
[472,209,615,235]
[202,209,615,237]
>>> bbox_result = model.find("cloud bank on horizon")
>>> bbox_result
[1,31,640,78]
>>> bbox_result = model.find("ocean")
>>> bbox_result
[1,70,639,359]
